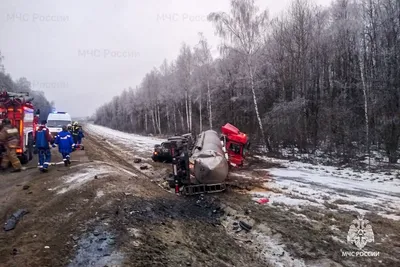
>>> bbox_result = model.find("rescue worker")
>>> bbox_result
[54,125,75,166]
[76,125,85,148]
[71,121,80,145]
[0,118,22,172]
[35,120,54,172]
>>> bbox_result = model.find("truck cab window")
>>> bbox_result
[229,143,241,155]
[163,142,172,149]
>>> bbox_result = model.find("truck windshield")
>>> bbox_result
[229,142,242,155]
[47,120,70,127]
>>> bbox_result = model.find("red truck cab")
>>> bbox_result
[221,123,249,167]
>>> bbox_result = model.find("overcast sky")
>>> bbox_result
[0,0,331,117]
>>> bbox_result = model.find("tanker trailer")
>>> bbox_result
[191,130,229,184]
[170,130,228,195]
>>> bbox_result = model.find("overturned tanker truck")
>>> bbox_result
[167,124,249,196]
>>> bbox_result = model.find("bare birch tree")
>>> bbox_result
[208,0,271,150]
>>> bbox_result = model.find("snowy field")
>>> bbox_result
[252,157,400,221]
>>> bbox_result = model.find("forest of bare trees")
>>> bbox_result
[94,0,400,162]
[0,51,53,119]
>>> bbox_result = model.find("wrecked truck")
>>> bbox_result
[167,129,229,195]
[152,133,194,163]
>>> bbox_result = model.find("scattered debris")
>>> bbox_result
[255,198,269,204]
[139,165,149,170]
[133,158,142,163]
[239,221,252,232]
[4,209,29,231]
[44,246,50,249]
[22,185,30,190]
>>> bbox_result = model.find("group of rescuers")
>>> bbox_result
[0,119,84,173]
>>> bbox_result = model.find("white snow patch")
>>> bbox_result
[127,227,141,238]
[252,193,322,208]
[86,124,165,153]
[50,165,116,194]
[96,190,105,198]
[250,156,400,220]
[222,215,306,267]
[330,235,346,244]
[378,213,400,221]
[116,167,138,177]
[255,233,307,267]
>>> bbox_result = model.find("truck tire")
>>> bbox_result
[19,153,29,165]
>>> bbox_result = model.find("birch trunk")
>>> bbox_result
[359,42,370,167]
[207,79,213,130]
[249,63,271,151]
[178,107,185,133]
[185,91,189,131]
[145,111,148,132]
[189,93,192,132]
[157,104,161,134]
[166,105,171,134]
[151,108,157,133]
[173,104,177,134]
[154,104,159,134]
[199,90,202,132]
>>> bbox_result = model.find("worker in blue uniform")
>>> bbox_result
[55,125,75,166]
[34,120,54,172]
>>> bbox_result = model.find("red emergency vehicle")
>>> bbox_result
[0,91,38,164]
[221,123,250,167]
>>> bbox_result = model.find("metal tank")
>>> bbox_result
[190,130,229,184]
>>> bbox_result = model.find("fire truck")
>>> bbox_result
[0,91,38,164]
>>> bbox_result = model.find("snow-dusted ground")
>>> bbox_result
[86,123,400,221]
[83,124,400,266]
[85,124,166,153]
[251,156,400,221]
[48,162,138,195]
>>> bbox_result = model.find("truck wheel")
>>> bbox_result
[19,153,29,165]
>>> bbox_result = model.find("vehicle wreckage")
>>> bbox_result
[156,123,250,195]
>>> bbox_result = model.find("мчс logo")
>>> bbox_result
[347,215,374,249]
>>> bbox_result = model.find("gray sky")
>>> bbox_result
[0,0,330,117]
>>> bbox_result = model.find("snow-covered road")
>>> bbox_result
[85,124,166,153]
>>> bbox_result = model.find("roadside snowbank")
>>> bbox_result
[85,124,166,153]
[252,156,400,220]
